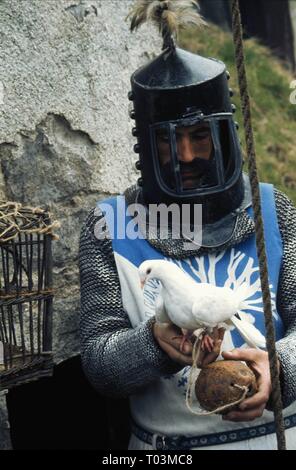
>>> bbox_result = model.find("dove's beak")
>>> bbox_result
[140,280,145,289]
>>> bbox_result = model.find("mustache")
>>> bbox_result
[160,157,217,188]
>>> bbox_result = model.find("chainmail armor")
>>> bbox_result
[79,210,182,398]
[79,184,296,407]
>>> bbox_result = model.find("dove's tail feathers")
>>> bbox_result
[229,314,266,349]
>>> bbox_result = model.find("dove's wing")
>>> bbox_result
[155,292,171,324]
[228,314,266,349]
[191,285,234,329]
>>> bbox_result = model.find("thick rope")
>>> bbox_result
[230,0,286,450]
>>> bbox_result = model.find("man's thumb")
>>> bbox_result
[222,349,240,359]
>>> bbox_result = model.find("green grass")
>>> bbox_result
[179,25,296,204]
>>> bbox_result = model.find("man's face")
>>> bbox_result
[156,122,214,189]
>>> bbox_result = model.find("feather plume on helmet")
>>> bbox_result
[127,0,206,49]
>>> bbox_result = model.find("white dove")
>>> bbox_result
[139,259,266,352]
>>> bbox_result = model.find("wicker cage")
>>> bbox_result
[0,202,60,390]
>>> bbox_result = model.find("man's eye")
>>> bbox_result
[192,132,210,141]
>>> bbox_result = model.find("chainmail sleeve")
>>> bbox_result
[79,208,181,398]
[274,189,296,408]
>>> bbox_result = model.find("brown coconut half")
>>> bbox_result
[195,360,258,414]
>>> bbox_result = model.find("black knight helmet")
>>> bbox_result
[127,0,247,246]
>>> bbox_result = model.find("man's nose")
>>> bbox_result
[177,137,195,162]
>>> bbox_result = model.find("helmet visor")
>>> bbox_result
[151,115,238,196]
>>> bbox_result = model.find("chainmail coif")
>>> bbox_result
[79,183,296,408]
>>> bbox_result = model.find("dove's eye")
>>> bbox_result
[147,268,151,275]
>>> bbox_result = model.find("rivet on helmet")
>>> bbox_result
[132,127,139,137]
[128,90,134,101]
[135,161,142,171]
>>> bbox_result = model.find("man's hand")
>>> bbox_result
[152,322,193,366]
[221,348,279,422]
[197,327,225,368]
[152,323,225,367]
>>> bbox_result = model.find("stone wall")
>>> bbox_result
[0,0,160,449]
[0,0,160,365]
[0,391,11,449]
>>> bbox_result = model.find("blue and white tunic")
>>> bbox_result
[98,183,296,447]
